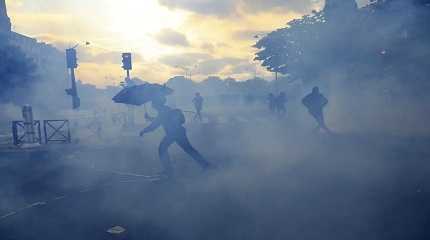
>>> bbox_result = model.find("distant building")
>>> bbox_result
[0,0,66,80]
[0,0,10,33]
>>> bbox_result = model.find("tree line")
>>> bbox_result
[254,0,430,97]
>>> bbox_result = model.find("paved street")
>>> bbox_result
[1,133,430,240]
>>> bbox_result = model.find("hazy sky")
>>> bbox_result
[5,0,367,86]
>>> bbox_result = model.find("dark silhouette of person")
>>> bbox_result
[140,95,211,177]
[302,87,331,133]
[267,93,276,113]
[192,92,204,121]
[276,92,288,116]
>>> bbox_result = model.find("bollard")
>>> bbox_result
[21,105,39,148]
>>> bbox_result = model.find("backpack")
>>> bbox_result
[168,108,186,125]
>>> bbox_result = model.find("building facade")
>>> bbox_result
[0,0,66,80]
[0,0,10,33]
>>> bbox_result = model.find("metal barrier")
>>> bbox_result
[12,121,42,146]
[43,120,71,144]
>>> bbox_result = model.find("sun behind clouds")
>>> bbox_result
[105,0,188,58]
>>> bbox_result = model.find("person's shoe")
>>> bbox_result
[156,169,174,179]
[150,171,175,183]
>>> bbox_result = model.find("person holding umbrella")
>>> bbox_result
[113,83,212,177]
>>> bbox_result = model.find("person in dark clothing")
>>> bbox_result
[140,95,210,177]
[302,87,331,133]
[276,92,288,116]
[267,93,276,113]
[192,92,204,121]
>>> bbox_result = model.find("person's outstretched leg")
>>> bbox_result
[319,113,332,133]
[158,136,174,176]
[176,133,210,169]
[310,110,321,132]
[196,108,203,121]
[312,111,331,133]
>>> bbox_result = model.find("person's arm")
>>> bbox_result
[145,112,156,122]
[302,96,309,107]
[140,116,161,136]
[321,96,328,107]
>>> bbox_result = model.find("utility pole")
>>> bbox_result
[65,47,80,110]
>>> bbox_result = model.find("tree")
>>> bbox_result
[254,11,326,81]
[0,39,36,103]
[254,0,430,95]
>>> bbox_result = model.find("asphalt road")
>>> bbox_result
[1,133,430,240]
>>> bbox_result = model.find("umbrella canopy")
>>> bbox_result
[112,83,173,106]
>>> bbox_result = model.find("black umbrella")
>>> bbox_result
[112,83,173,106]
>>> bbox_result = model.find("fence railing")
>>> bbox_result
[43,120,71,144]
[12,121,42,146]
[11,120,71,146]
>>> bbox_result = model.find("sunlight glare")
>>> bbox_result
[106,0,186,58]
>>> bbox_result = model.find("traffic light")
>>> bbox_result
[66,48,78,69]
[122,53,132,70]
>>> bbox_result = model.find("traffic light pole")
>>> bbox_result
[69,68,80,109]
[65,47,80,110]
[122,53,134,127]
[125,68,134,127]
